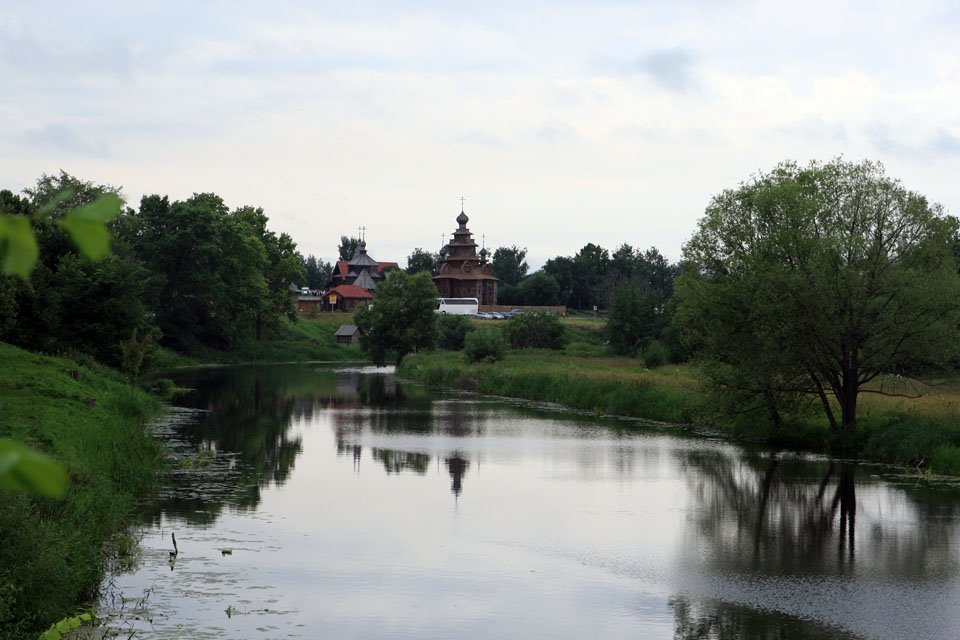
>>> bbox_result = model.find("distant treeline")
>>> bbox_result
[483,243,682,359]
[0,171,307,367]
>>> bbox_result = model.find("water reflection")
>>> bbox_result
[676,448,960,579]
[669,595,862,640]
[372,448,431,475]
[121,365,960,639]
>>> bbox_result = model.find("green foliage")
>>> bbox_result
[338,235,360,262]
[641,340,669,369]
[354,271,438,366]
[519,271,560,305]
[38,611,95,640]
[506,312,567,350]
[0,439,67,497]
[436,313,474,351]
[303,254,333,289]
[464,327,507,363]
[491,245,528,286]
[123,192,302,351]
[0,343,163,638]
[119,327,153,378]
[406,247,436,275]
[399,351,702,424]
[58,194,120,261]
[606,280,645,355]
[0,215,38,277]
[678,158,960,433]
[496,282,523,305]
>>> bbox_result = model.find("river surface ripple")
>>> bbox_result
[99,364,960,639]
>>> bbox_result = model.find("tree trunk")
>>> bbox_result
[839,375,858,433]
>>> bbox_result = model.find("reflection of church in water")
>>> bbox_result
[331,372,480,498]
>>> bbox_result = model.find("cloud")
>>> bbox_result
[775,118,848,143]
[634,49,697,93]
[533,122,577,145]
[868,124,960,160]
[20,124,107,157]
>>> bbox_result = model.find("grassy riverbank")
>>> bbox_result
[147,314,364,369]
[399,349,960,475]
[400,350,703,423]
[0,342,165,639]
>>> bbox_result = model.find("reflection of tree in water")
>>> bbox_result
[670,595,862,640]
[150,365,342,525]
[676,448,960,579]
[372,448,431,475]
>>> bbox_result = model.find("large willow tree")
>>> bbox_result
[678,159,960,434]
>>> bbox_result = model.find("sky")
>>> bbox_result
[2,1,959,270]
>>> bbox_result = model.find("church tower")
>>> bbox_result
[433,207,498,306]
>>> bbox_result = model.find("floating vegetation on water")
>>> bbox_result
[224,605,296,618]
[177,448,217,469]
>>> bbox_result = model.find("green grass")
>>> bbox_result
[399,350,704,424]
[161,315,364,367]
[0,342,165,639]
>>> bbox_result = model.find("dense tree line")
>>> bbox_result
[0,172,308,365]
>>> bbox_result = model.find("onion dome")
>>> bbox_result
[457,209,469,228]
[479,247,488,262]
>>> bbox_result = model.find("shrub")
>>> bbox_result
[506,313,567,350]
[464,327,507,363]
[642,340,669,368]
[437,314,474,351]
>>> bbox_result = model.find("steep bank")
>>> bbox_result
[149,315,365,369]
[399,351,960,475]
[0,342,165,639]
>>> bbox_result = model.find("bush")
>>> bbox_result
[642,340,669,368]
[506,313,567,350]
[464,327,507,363]
[437,314,474,351]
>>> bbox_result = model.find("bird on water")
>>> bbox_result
[169,532,178,558]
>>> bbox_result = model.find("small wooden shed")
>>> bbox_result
[335,324,364,344]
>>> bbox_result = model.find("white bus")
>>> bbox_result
[435,297,479,315]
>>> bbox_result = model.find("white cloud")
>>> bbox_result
[2,0,960,264]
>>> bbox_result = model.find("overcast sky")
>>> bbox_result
[3,1,959,269]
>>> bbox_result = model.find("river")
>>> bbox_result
[99,363,960,639]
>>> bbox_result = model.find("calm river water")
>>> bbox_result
[100,364,960,639]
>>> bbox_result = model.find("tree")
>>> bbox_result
[572,243,611,310]
[406,247,436,275]
[354,270,438,366]
[606,280,645,355]
[492,246,528,286]
[436,313,474,351]
[519,271,560,306]
[232,206,306,340]
[303,254,333,289]
[338,235,360,262]
[542,256,576,307]
[678,158,960,434]
[506,312,567,350]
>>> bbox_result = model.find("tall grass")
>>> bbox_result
[399,350,704,424]
[0,342,164,639]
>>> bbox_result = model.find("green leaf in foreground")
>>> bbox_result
[59,193,121,260]
[0,215,39,277]
[0,439,68,497]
